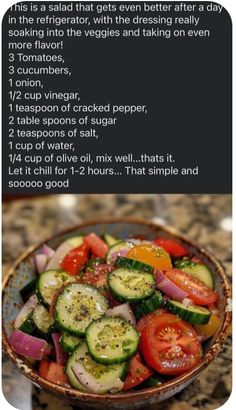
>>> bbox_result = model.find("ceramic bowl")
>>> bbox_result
[2,218,232,409]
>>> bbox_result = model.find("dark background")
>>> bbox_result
[2,2,232,193]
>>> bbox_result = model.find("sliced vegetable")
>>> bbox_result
[140,314,202,375]
[86,317,139,364]
[106,241,134,264]
[33,304,54,335]
[66,236,84,248]
[106,303,136,325]
[108,268,155,303]
[54,283,108,336]
[52,333,68,365]
[102,233,119,247]
[20,279,38,303]
[46,241,75,270]
[127,243,172,271]
[86,257,105,269]
[194,314,220,339]
[155,270,188,301]
[35,254,48,274]
[9,330,49,360]
[84,233,108,258]
[114,256,154,274]
[14,294,38,332]
[165,269,217,305]
[134,291,163,320]
[36,269,76,307]
[123,353,153,391]
[174,260,214,289]
[166,300,211,325]
[136,309,168,333]
[60,332,81,353]
[42,244,55,258]
[39,359,69,385]
[60,243,89,275]
[82,264,113,289]
[153,238,188,257]
[68,342,126,394]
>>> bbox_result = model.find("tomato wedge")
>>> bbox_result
[165,269,217,305]
[39,360,69,385]
[153,238,188,257]
[123,353,153,390]
[137,309,168,333]
[60,243,89,275]
[84,233,108,258]
[140,314,202,375]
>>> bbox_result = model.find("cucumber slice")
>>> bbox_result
[36,269,76,307]
[102,234,120,247]
[66,236,84,248]
[108,268,156,303]
[60,332,81,353]
[66,342,127,393]
[114,256,154,274]
[54,283,108,336]
[19,314,35,334]
[86,316,139,364]
[20,278,37,302]
[174,260,214,289]
[134,291,163,320]
[106,241,134,264]
[33,304,54,335]
[166,300,211,325]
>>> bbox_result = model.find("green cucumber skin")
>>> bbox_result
[19,315,35,334]
[141,374,170,388]
[54,283,108,337]
[60,332,81,353]
[107,269,156,303]
[174,260,214,289]
[134,292,163,320]
[106,241,134,264]
[32,305,54,336]
[20,278,37,302]
[36,269,76,308]
[114,257,154,274]
[86,317,139,365]
[102,234,119,247]
[166,301,211,325]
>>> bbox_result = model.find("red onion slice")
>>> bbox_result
[46,241,74,270]
[42,244,55,258]
[35,254,48,274]
[106,303,136,325]
[9,330,48,360]
[52,333,68,365]
[14,294,38,329]
[156,270,188,300]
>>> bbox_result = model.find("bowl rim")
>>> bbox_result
[2,217,232,402]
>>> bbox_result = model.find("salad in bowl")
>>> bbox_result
[6,228,224,395]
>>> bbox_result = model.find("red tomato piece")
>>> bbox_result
[140,314,202,376]
[136,309,168,334]
[84,233,108,258]
[60,243,89,275]
[39,359,50,379]
[165,269,217,305]
[82,264,112,288]
[153,238,188,257]
[123,353,153,390]
[39,361,69,385]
